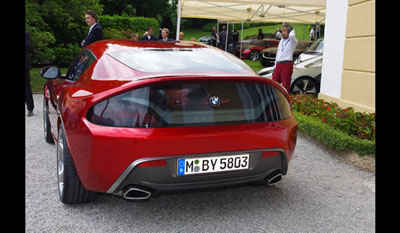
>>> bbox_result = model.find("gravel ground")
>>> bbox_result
[26,94,375,233]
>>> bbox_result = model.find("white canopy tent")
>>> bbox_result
[176,0,326,41]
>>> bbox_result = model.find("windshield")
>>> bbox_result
[108,48,253,74]
[306,39,323,54]
[297,41,312,50]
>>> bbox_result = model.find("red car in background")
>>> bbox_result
[40,39,297,204]
[236,39,280,60]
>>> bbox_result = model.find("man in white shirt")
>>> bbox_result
[274,28,282,40]
[272,24,298,93]
[310,26,315,41]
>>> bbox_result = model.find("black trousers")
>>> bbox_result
[25,68,34,111]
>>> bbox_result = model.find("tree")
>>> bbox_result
[39,0,103,45]
[100,0,176,38]
[99,0,134,16]
[100,0,172,18]
[26,0,103,65]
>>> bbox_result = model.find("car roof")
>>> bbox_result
[85,39,208,57]
[84,39,257,82]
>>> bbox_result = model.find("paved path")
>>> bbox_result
[26,94,375,233]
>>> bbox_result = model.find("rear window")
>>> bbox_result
[87,81,291,128]
[107,48,253,74]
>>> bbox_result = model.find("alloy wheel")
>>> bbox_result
[57,132,65,197]
[290,77,318,96]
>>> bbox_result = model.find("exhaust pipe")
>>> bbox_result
[266,172,282,185]
[123,187,152,200]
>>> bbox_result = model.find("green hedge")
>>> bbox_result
[28,15,159,66]
[100,15,159,40]
[293,111,375,156]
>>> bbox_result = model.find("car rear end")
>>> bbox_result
[65,43,297,199]
[76,77,297,198]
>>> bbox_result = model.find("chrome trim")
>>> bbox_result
[123,187,152,200]
[85,49,98,60]
[106,148,286,193]
[267,173,282,185]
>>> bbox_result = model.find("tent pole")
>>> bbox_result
[217,20,219,47]
[176,0,182,41]
[225,22,229,51]
[232,22,235,54]
[240,21,243,58]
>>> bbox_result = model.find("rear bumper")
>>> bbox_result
[66,116,297,193]
[107,148,287,196]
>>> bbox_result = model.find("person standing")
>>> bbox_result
[25,31,34,116]
[219,26,227,51]
[81,10,103,48]
[272,24,298,93]
[179,32,185,41]
[159,28,174,42]
[131,32,139,41]
[257,28,264,40]
[315,25,320,40]
[141,27,157,41]
[231,28,239,54]
[310,26,315,41]
[210,26,218,47]
[275,28,282,40]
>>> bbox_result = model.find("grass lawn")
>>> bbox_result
[182,29,211,41]
[242,59,265,73]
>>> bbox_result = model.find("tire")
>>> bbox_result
[57,126,97,204]
[290,76,318,96]
[43,97,54,144]
[250,50,260,61]
[259,58,268,67]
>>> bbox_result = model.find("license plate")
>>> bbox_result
[177,154,249,176]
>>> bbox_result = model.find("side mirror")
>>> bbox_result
[39,66,61,79]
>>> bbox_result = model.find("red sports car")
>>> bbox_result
[40,39,297,204]
[236,39,279,60]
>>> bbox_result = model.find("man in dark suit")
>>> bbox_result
[25,31,34,116]
[81,10,103,48]
[140,27,157,41]
[159,28,174,42]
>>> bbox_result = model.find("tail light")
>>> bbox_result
[44,85,50,100]
[138,160,167,167]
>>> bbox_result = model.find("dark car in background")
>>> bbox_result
[259,40,313,67]
[236,39,280,60]
[240,33,275,45]
[199,32,275,47]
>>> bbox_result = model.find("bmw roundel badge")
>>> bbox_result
[209,95,221,108]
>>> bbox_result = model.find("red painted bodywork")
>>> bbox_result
[236,39,280,59]
[44,39,297,193]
